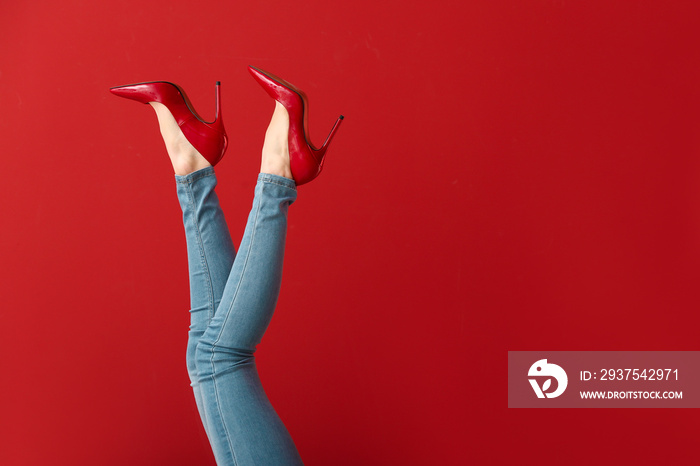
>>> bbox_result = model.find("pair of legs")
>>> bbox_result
[157,101,303,465]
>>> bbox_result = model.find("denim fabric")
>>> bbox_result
[176,168,303,465]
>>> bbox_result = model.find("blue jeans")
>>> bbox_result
[176,167,303,465]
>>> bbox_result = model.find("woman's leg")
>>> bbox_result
[151,103,236,440]
[194,103,304,465]
[176,167,236,440]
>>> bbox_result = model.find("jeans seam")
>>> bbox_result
[176,166,216,185]
[185,183,215,321]
[259,174,297,190]
[262,179,296,189]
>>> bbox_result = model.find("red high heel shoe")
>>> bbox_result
[110,81,227,166]
[248,66,344,185]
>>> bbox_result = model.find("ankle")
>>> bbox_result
[260,102,292,179]
[172,155,211,176]
[150,102,211,175]
[261,153,293,179]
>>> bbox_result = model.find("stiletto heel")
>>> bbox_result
[109,81,228,166]
[321,116,345,152]
[248,66,344,185]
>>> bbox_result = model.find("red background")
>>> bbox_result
[1,1,699,465]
